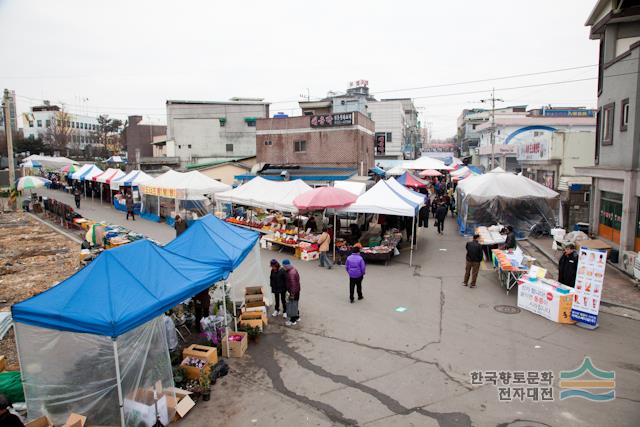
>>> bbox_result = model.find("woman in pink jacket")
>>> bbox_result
[345,244,366,303]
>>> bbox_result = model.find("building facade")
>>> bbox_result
[457,106,528,157]
[476,114,596,172]
[0,90,18,137]
[166,98,270,166]
[123,115,167,167]
[255,112,375,177]
[22,103,99,150]
[576,0,640,256]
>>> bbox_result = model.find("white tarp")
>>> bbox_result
[110,170,153,190]
[94,168,125,184]
[401,156,452,171]
[22,154,78,169]
[385,166,406,176]
[333,180,366,196]
[457,168,558,200]
[141,170,231,200]
[336,179,418,217]
[215,176,313,213]
[386,177,426,206]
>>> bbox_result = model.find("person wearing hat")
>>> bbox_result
[282,259,301,326]
[345,243,366,303]
[558,243,579,287]
[174,215,188,237]
[0,394,24,427]
[269,259,288,317]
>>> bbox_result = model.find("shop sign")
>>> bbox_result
[517,279,574,323]
[518,140,549,161]
[374,132,386,155]
[310,112,353,128]
[478,144,517,155]
[571,248,607,326]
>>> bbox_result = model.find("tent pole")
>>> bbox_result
[414,211,418,250]
[410,216,415,267]
[157,195,160,217]
[100,184,103,205]
[333,214,337,262]
[222,281,231,358]
[112,339,126,427]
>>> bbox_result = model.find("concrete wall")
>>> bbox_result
[124,116,167,163]
[550,131,597,176]
[366,101,405,157]
[167,102,269,164]
[199,163,249,185]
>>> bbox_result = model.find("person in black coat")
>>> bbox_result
[418,203,429,228]
[270,259,288,316]
[503,225,517,250]
[558,243,579,287]
[435,203,448,234]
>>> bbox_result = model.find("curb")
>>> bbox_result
[525,237,640,313]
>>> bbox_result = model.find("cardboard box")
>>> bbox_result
[124,389,169,427]
[239,311,268,330]
[577,239,612,254]
[25,416,54,427]
[182,344,218,365]
[244,294,264,303]
[222,331,248,358]
[245,286,264,295]
[165,387,195,421]
[0,355,5,372]
[180,357,211,380]
[300,251,319,261]
[62,413,87,427]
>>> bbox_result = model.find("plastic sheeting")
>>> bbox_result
[227,244,269,304]
[16,317,175,426]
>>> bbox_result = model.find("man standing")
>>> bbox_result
[270,259,288,317]
[345,244,366,303]
[418,201,429,229]
[435,203,448,234]
[125,191,135,221]
[558,243,579,287]
[463,234,483,288]
[317,228,333,269]
[503,225,517,250]
[283,259,300,326]
[175,215,188,237]
[73,186,81,209]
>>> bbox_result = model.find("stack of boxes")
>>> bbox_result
[239,286,268,331]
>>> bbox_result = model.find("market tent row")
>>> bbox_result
[140,170,232,223]
[165,213,266,303]
[111,170,153,214]
[70,164,103,181]
[12,239,233,426]
[336,179,421,265]
[92,168,125,203]
[456,168,559,236]
[215,176,313,213]
[110,169,153,190]
[21,154,78,170]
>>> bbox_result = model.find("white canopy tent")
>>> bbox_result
[385,166,406,176]
[401,156,453,171]
[215,176,313,213]
[386,177,426,206]
[333,180,367,196]
[456,168,559,235]
[337,179,420,265]
[94,168,125,185]
[110,169,153,190]
[21,154,77,170]
[70,164,94,180]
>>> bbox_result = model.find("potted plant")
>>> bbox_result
[239,324,262,343]
[172,366,186,389]
[199,367,212,401]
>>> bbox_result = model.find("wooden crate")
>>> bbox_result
[182,344,218,365]
[221,332,248,358]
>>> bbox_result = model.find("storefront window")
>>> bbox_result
[599,191,623,244]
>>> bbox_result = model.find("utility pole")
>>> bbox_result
[3,89,16,191]
[481,88,503,170]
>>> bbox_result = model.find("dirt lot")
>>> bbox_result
[0,212,79,366]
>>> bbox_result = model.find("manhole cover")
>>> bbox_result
[494,305,521,314]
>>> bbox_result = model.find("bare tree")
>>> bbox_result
[44,109,73,152]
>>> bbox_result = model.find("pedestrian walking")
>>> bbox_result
[463,234,483,288]
[174,215,188,237]
[317,228,333,269]
[269,259,288,317]
[558,243,579,287]
[435,203,448,234]
[282,259,301,326]
[449,196,456,217]
[73,187,81,209]
[125,191,135,221]
[345,244,366,303]
[418,202,429,228]
[431,199,438,219]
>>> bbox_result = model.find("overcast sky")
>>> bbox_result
[0,0,598,138]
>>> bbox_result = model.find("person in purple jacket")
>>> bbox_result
[345,243,366,303]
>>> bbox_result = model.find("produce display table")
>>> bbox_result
[492,249,529,295]
[476,226,506,261]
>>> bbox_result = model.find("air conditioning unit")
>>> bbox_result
[621,251,637,276]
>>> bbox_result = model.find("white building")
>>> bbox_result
[367,100,406,158]
[166,98,270,166]
[476,115,596,172]
[22,103,99,149]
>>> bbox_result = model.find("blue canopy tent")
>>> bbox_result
[164,214,259,270]
[12,240,231,426]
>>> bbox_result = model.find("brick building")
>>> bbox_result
[123,115,167,167]
[255,112,375,176]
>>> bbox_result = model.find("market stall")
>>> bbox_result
[92,168,125,203]
[336,179,420,266]
[215,176,313,213]
[395,171,430,189]
[141,170,231,223]
[491,248,532,294]
[111,170,153,214]
[456,168,559,236]
[12,240,231,426]
[475,225,506,260]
